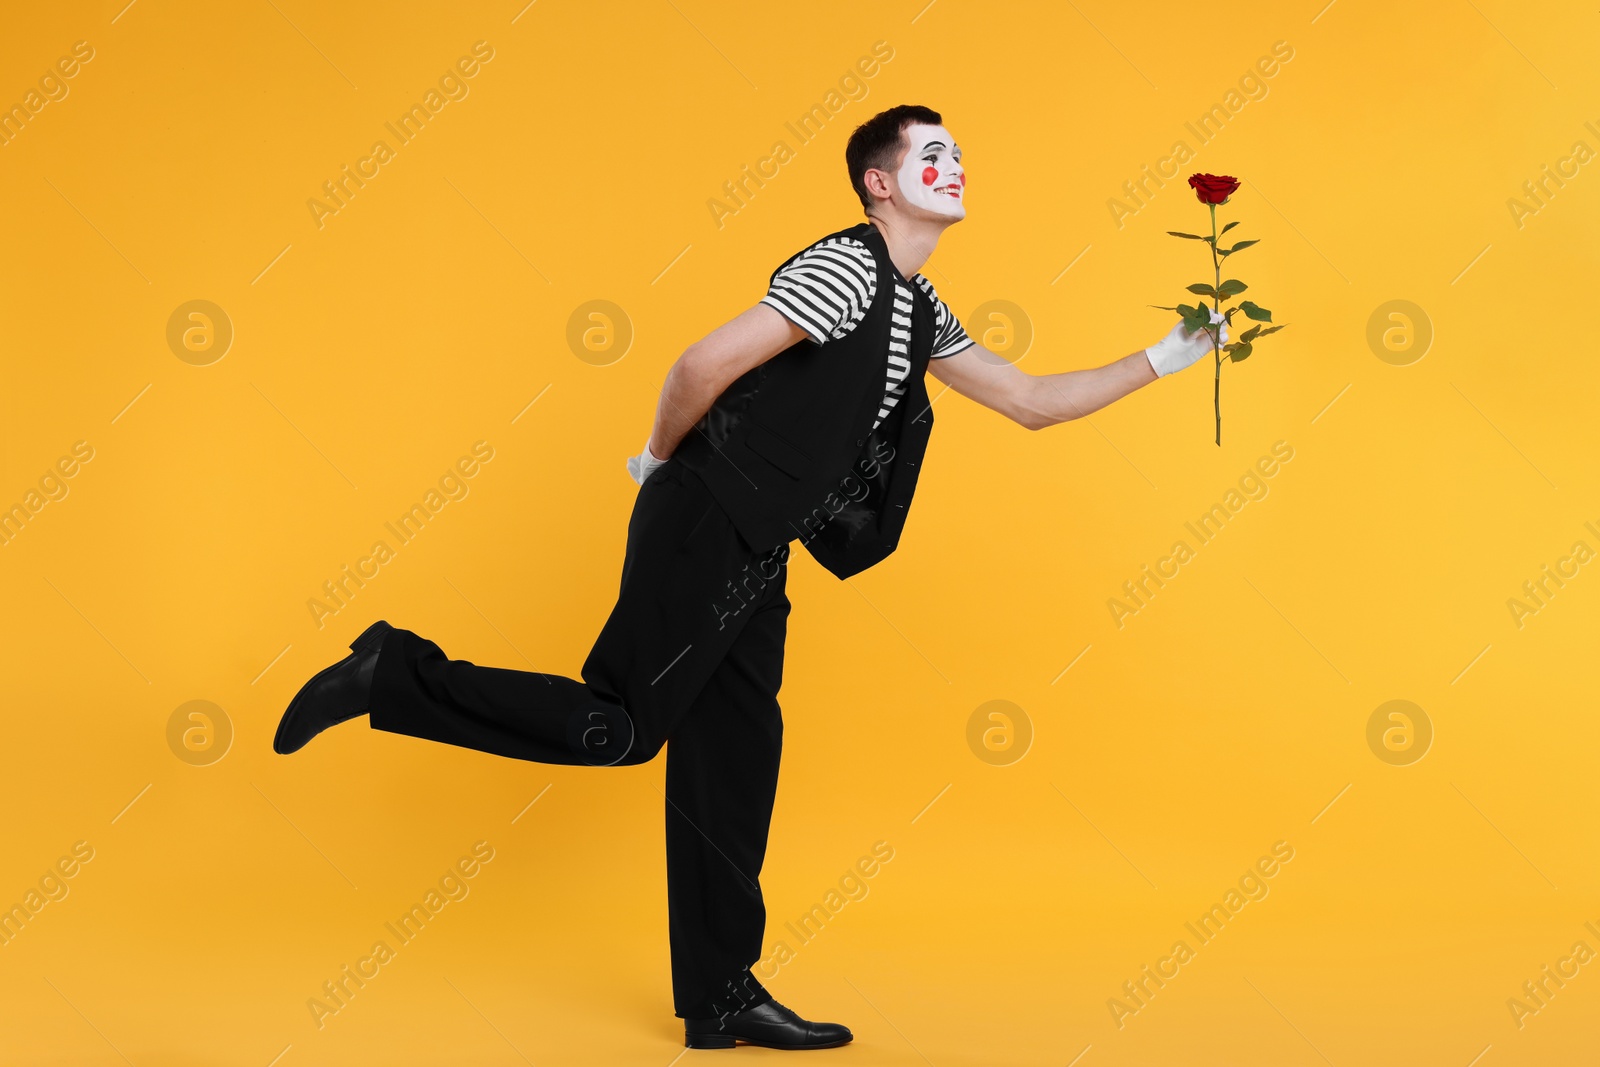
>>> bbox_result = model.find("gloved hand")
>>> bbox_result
[1144,310,1229,378]
[626,439,667,486]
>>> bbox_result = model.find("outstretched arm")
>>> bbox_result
[926,316,1226,430]
[627,304,807,483]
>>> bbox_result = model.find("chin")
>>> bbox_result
[914,200,965,223]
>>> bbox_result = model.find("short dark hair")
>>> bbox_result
[845,104,943,213]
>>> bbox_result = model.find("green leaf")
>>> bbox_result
[1218,278,1248,297]
[1149,304,1179,311]
[1176,303,1199,318]
[1220,239,1260,256]
[1229,342,1254,362]
[1186,283,1219,297]
[1252,324,1288,338]
[1167,231,1207,240]
[1238,300,1272,322]
[1240,324,1262,342]
[1221,220,1241,235]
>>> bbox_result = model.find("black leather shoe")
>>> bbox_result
[684,998,852,1050]
[273,621,392,754]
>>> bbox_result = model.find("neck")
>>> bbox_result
[866,213,947,278]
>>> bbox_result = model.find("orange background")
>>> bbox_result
[1,1,1597,1064]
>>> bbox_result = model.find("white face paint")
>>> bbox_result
[894,123,965,219]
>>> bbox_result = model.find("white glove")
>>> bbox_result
[1144,310,1229,377]
[625,439,667,486]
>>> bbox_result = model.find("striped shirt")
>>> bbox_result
[759,235,974,430]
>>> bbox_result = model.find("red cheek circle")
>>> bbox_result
[959,173,966,187]
[921,166,939,186]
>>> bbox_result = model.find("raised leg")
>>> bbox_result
[366,461,784,770]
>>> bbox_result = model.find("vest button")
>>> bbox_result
[855,438,864,446]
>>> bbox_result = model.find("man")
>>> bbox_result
[274,104,1225,1051]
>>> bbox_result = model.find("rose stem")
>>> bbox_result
[1208,201,1222,447]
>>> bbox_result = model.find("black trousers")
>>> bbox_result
[367,460,792,1019]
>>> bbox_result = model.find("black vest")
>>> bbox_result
[675,221,936,580]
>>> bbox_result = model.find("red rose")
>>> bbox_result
[1188,173,1240,205]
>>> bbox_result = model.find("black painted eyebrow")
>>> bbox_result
[919,140,947,153]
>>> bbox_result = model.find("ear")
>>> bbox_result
[861,167,894,206]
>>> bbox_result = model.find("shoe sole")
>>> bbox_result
[273,621,391,755]
[684,1035,852,1050]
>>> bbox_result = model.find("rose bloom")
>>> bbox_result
[1188,173,1240,204]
